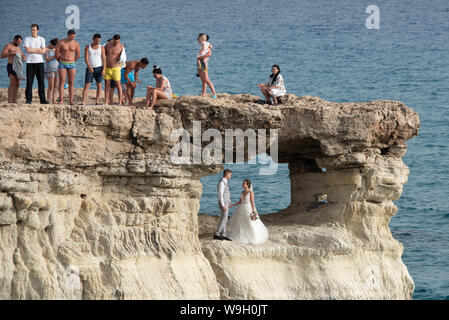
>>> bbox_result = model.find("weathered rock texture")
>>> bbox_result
[0,89,419,299]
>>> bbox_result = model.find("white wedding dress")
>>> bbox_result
[228,191,269,244]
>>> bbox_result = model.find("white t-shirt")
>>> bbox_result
[88,44,103,68]
[23,36,45,64]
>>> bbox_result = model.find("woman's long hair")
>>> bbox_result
[269,64,281,85]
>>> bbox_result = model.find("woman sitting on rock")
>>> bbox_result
[257,64,286,105]
[145,65,172,109]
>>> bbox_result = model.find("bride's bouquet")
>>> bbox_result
[250,210,258,221]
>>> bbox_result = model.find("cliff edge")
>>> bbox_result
[0,89,419,299]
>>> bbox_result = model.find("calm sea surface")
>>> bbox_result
[1,0,448,299]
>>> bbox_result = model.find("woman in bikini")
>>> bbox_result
[196,33,217,98]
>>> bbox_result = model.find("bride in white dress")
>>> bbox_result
[228,179,269,244]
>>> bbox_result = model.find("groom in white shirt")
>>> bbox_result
[214,169,232,241]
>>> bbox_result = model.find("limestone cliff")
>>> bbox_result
[0,89,419,299]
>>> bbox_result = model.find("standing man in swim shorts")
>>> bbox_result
[55,29,80,105]
[121,58,149,105]
[104,34,124,105]
[23,24,48,104]
[1,35,26,103]
[81,33,106,105]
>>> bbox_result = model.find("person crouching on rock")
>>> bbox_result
[145,65,172,109]
[121,57,149,106]
[257,64,286,105]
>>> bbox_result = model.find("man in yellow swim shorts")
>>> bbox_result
[104,34,124,105]
[104,65,121,82]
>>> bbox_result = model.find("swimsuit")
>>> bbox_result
[120,69,135,84]
[104,66,121,82]
[85,66,103,83]
[58,61,76,70]
[7,63,17,77]
[198,59,208,72]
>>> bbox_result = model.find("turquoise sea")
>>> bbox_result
[1,0,448,299]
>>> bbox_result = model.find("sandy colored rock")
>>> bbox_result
[0,89,419,299]
[199,151,414,299]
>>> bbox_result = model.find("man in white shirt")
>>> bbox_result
[23,24,48,104]
[215,169,232,241]
[81,33,106,105]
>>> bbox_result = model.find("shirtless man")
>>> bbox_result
[55,29,80,105]
[1,35,26,103]
[122,58,148,105]
[104,34,124,105]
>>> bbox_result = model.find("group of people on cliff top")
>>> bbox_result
[1,24,287,107]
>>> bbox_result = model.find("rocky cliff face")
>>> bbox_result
[0,89,419,299]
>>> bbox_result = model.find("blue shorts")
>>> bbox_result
[58,61,76,70]
[121,69,135,84]
[85,66,103,84]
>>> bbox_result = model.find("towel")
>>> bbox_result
[12,52,25,80]
[119,47,126,69]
